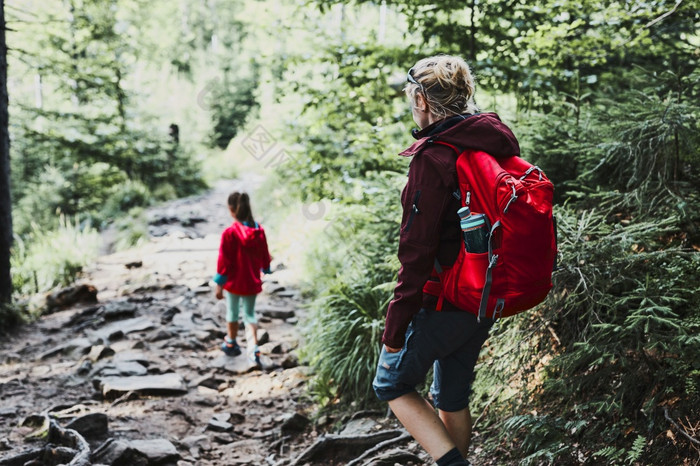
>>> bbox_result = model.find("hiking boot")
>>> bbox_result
[248,346,261,366]
[221,338,241,356]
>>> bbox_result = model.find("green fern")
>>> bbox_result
[625,435,646,465]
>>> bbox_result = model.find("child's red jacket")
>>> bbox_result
[214,221,271,295]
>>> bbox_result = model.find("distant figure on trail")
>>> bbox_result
[213,192,272,365]
[373,55,522,466]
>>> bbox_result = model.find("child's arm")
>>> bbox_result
[213,231,230,299]
[260,228,272,274]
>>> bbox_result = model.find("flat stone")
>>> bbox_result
[172,311,196,329]
[259,342,283,355]
[100,373,187,399]
[181,435,211,459]
[100,301,138,320]
[148,329,173,341]
[210,355,257,375]
[193,330,211,341]
[64,305,101,326]
[262,282,285,294]
[90,317,155,342]
[38,344,67,360]
[130,439,180,463]
[66,337,94,354]
[210,413,228,423]
[206,418,233,432]
[281,353,299,369]
[88,345,115,362]
[92,438,148,466]
[257,331,270,346]
[259,354,277,371]
[197,386,219,397]
[172,311,219,336]
[160,306,180,324]
[257,306,295,320]
[65,412,109,438]
[113,351,150,366]
[38,337,92,360]
[98,361,148,377]
[189,372,225,390]
[338,417,380,437]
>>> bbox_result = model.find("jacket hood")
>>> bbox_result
[234,221,265,249]
[399,112,520,158]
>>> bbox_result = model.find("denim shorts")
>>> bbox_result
[372,308,493,412]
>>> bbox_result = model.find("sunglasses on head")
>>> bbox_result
[406,68,424,92]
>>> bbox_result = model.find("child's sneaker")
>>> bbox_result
[221,338,241,356]
[248,346,261,366]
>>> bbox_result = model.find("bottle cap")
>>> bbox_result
[457,207,470,219]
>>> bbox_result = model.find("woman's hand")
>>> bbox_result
[215,285,224,300]
[384,345,402,353]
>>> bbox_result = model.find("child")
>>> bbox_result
[213,192,272,364]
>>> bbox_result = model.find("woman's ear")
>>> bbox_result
[414,93,429,113]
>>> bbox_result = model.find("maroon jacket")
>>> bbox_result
[382,113,521,349]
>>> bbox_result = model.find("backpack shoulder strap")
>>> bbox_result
[428,139,465,202]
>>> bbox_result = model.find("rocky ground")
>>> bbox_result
[0,180,431,466]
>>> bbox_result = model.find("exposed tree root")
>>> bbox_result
[346,431,412,466]
[0,414,90,466]
[287,430,406,466]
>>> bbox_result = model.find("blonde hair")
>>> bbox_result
[405,55,479,120]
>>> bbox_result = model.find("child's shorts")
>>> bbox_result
[372,308,493,412]
[224,291,257,324]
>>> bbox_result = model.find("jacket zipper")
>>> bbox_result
[405,190,421,232]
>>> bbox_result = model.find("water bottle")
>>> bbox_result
[458,207,490,254]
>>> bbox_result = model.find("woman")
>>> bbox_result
[372,55,521,466]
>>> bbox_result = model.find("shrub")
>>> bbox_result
[299,191,401,408]
[101,180,152,221]
[206,72,260,150]
[11,215,101,298]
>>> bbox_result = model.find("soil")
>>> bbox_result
[0,179,429,466]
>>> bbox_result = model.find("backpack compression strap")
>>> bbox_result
[480,221,505,322]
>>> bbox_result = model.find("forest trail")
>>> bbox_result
[0,179,427,466]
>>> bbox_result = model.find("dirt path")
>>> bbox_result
[0,179,428,466]
[0,179,311,465]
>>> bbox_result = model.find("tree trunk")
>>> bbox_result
[0,0,13,304]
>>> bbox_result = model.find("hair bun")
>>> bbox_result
[405,55,478,119]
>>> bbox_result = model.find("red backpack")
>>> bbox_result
[430,142,557,321]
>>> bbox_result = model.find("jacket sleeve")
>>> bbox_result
[214,230,231,285]
[382,152,455,348]
[260,228,272,273]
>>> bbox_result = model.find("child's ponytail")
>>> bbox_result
[228,191,255,225]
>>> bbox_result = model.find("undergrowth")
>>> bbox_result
[11,215,101,305]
